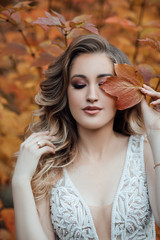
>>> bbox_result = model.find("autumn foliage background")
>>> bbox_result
[0,0,160,239]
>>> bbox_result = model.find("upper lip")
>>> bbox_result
[83,106,102,110]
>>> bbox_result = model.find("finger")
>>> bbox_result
[37,146,56,157]
[34,139,56,150]
[21,135,55,152]
[24,131,50,144]
[140,87,160,98]
[25,133,54,146]
[150,99,160,105]
[142,84,153,90]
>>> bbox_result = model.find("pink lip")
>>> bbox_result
[83,106,102,115]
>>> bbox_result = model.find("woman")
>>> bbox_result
[12,34,160,240]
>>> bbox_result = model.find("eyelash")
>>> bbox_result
[72,84,86,89]
[72,83,104,89]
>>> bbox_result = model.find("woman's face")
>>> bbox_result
[67,53,116,131]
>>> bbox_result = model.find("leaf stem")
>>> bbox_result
[18,29,35,58]
[64,32,68,48]
[5,18,35,58]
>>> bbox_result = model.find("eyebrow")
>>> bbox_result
[70,73,113,80]
[70,74,87,80]
[97,74,113,78]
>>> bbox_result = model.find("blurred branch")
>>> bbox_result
[18,28,35,58]
[133,0,146,64]
[48,0,52,12]
[3,17,35,58]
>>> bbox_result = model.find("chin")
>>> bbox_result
[78,123,107,131]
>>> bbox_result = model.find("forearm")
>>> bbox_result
[12,177,48,240]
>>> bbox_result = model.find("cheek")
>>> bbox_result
[102,95,117,114]
[67,88,81,113]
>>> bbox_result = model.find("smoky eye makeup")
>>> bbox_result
[72,83,86,89]
[70,76,87,89]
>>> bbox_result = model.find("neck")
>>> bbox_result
[77,122,118,162]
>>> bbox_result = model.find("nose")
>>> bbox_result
[86,84,98,103]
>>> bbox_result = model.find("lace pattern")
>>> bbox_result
[50,135,155,240]
[111,135,155,239]
[50,176,98,240]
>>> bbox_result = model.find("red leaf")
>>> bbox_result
[40,43,64,56]
[1,43,27,56]
[32,12,61,27]
[138,38,160,52]
[14,1,33,9]
[51,10,66,25]
[67,28,84,39]
[137,64,156,84]
[31,52,55,67]
[105,16,136,31]
[10,11,21,24]
[72,15,92,24]
[101,64,144,110]
[145,20,160,28]
[81,22,99,34]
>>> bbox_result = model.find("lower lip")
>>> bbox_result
[83,109,101,115]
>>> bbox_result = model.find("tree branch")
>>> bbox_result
[133,0,146,64]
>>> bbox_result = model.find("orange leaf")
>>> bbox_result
[14,1,33,10]
[101,64,144,110]
[72,15,92,24]
[1,42,28,56]
[31,52,55,67]
[81,22,99,34]
[138,38,160,52]
[137,64,157,84]
[145,20,160,28]
[105,16,136,31]
[10,11,21,24]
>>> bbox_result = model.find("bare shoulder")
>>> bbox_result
[36,196,55,240]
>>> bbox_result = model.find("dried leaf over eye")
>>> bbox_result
[100,64,144,110]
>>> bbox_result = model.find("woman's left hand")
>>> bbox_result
[140,84,160,131]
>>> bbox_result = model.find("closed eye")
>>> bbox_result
[72,84,86,89]
[98,82,106,87]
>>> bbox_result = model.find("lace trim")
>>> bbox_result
[111,135,132,237]
[111,135,155,239]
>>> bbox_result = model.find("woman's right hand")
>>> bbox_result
[12,131,56,183]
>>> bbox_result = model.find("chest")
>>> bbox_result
[66,140,127,207]
[66,160,125,207]
[50,135,155,239]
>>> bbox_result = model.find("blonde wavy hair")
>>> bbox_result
[27,34,145,200]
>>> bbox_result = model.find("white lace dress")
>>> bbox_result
[50,135,155,239]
